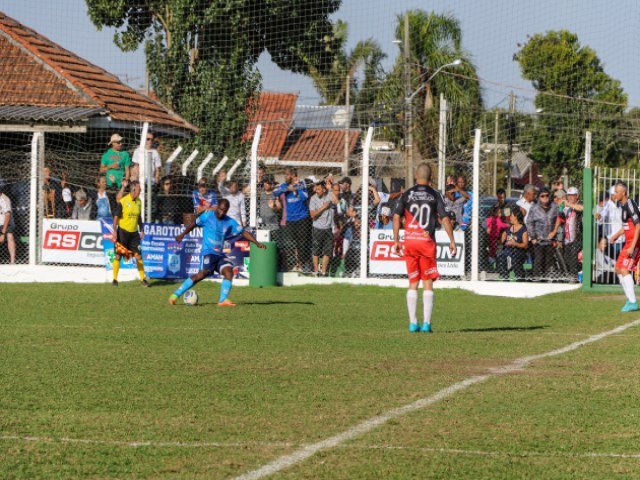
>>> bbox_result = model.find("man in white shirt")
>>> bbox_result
[0,181,16,264]
[516,184,537,222]
[132,131,162,185]
[218,176,246,226]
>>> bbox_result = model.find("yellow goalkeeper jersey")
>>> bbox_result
[114,194,142,233]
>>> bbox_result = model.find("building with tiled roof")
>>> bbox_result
[280,128,361,168]
[0,11,196,136]
[244,92,298,160]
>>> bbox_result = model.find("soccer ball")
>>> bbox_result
[184,289,198,306]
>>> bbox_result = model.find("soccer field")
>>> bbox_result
[1,282,639,479]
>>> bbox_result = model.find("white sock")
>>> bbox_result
[423,290,434,326]
[622,275,637,303]
[619,274,632,301]
[406,290,418,325]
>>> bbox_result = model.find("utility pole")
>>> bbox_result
[403,13,413,186]
[506,91,515,197]
[343,74,350,173]
[437,93,448,191]
[493,109,499,195]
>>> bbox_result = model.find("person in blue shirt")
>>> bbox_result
[272,167,311,272]
[192,177,217,214]
[169,198,266,307]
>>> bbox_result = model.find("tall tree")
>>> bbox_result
[376,10,483,160]
[85,0,341,157]
[514,30,627,180]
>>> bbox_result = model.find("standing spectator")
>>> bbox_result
[494,188,509,222]
[393,163,456,333]
[599,185,624,262]
[132,131,162,185]
[273,167,311,272]
[443,184,466,228]
[610,182,640,312]
[192,177,217,214]
[497,207,529,280]
[309,181,335,276]
[526,187,559,280]
[560,187,583,279]
[517,184,537,222]
[0,180,16,264]
[60,171,73,218]
[155,175,180,224]
[218,172,246,226]
[94,175,113,221]
[42,166,62,218]
[375,204,393,230]
[339,176,354,207]
[71,189,93,220]
[455,175,472,230]
[111,181,149,287]
[258,174,280,231]
[595,237,616,284]
[100,134,130,189]
[486,204,510,265]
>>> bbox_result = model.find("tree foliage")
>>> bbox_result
[375,10,482,161]
[85,0,341,157]
[514,30,627,180]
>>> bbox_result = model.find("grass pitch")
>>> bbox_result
[1,282,639,479]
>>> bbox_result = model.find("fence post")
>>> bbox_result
[29,132,42,266]
[196,153,214,183]
[181,149,199,176]
[137,122,150,222]
[471,128,481,282]
[164,146,183,175]
[250,124,262,227]
[360,126,374,280]
[582,131,593,290]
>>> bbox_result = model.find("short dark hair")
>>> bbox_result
[497,188,506,196]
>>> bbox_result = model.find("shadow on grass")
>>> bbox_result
[241,301,315,306]
[456,325,549,333]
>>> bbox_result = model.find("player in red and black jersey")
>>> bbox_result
[393,163,456,332]
[610,181,640,312]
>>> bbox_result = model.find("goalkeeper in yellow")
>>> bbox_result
[112,180,149,287]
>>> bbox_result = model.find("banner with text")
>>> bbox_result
[140,223,251,279]
[42,219,104,265]
[369,229,465,276]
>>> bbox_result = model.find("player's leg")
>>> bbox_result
[403,244,420,332]
[112,251,121,286]
[417,241,438,332]
[217,263,236,306]
[169,269,209,305]
[421,279,434,333]
[616,246,639,312]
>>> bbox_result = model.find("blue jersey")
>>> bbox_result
[273,181,309,222]
[196,210,244,256]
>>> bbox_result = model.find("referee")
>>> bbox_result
[112,180,149,287]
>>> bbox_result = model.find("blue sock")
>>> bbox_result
[174,278,194,297]
[218,279,232,303]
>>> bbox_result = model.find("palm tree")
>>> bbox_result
[377,10,483,160]
[308,20,386,108]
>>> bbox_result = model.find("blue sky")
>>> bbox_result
[2,0,638,111]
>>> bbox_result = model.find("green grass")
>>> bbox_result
[1,282,639,479]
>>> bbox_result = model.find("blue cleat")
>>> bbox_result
[409,323,420,333]
[420,323,433,333]
[621,301,639,312]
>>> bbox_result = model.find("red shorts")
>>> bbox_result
[403,239,439,282]
[616,243,640,271]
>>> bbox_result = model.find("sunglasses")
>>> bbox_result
[539,194,549,198]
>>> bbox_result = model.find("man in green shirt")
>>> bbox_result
[100,133,131,188]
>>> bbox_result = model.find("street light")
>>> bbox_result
[404,59,463,184]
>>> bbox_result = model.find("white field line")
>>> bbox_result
[231,318,640,480]
[2,435,640,461]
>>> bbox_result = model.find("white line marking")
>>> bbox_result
[231,318,640,480]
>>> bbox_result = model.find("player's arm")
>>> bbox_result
[627,204,640,256]
[393,213,403,256]
[137,210,144,241]
[242,230,266,249]
[440,215,457,257]
[176,221,198,243]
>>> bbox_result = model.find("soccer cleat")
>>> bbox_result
[168,294,178,306]
[112,280,118,287]
[217,299,236,307]
[141,279,150,288]
[621,301,639,312]
[420,323,433,333]
[409,323,420,333]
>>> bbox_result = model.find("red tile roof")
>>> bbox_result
[244,92,298,159]
[281,128,361,164]
[0,11,197,132]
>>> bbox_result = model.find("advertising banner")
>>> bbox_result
[368,229,465,276]
[139,223,252,279]
[42,219,104,265]
[99,219,138,270]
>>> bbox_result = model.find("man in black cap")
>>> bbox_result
[0,180,16,264]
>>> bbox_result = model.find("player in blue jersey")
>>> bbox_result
[169,198,266,306]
